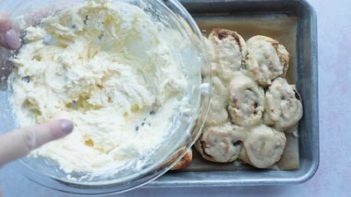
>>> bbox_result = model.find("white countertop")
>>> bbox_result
[1,0,350,196]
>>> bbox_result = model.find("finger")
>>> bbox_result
[0,29,21,50]
[0,14,12,33]
[0,8,56,50]
[0,14,21,50]
[0,119,73,166]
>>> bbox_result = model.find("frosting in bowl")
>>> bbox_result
[10,0,189,174]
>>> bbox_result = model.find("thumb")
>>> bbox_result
[0,119,73,166]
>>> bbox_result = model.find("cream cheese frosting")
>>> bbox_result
[10,0,189,173]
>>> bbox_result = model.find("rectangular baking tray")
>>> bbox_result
[146,0,319,187]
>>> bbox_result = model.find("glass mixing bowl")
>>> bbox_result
[0,0,210,194]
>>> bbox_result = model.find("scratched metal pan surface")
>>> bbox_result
[146,0,319,187]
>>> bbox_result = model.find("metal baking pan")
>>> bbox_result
[146,0,319,187]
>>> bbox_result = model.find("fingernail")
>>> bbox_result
[59,119,74,134]
[5,29,21,50]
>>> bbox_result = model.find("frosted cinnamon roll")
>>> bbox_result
[228,72,265,127]
[196,123,247,163]
[243,125,286,168]
[245,35,290,86]
[208,28,248,82]
[264,78,303,130]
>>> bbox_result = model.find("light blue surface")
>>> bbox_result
[1,0,351,196]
